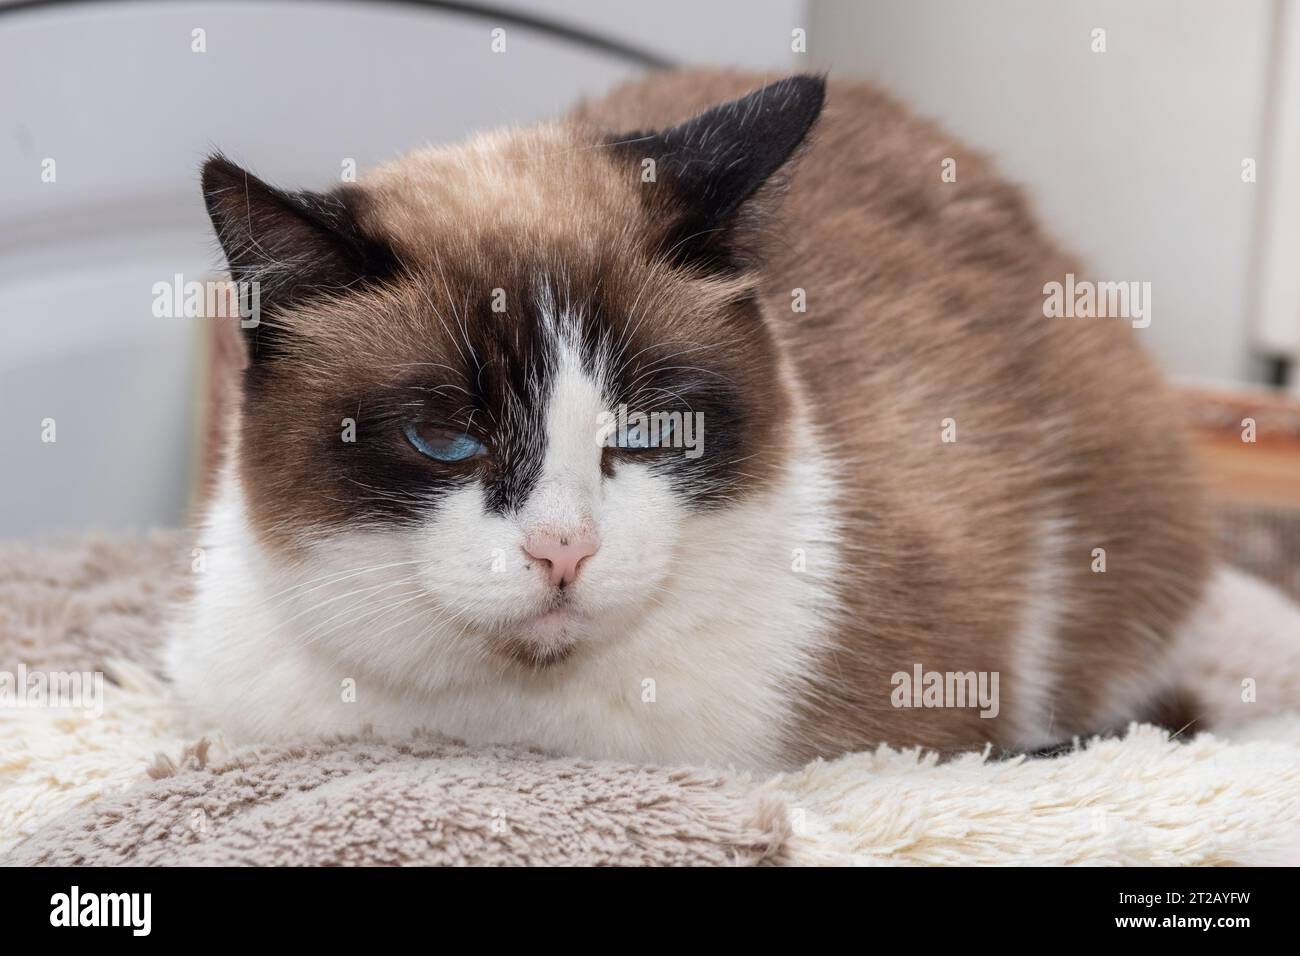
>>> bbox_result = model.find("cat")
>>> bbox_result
[165,70,1209,770]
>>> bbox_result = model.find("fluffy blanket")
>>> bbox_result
[2,532,1299,866]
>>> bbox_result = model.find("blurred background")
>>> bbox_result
[2,0,1298,540]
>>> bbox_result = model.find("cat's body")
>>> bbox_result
[167,70,1208,769]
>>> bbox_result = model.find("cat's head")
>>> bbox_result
[202,75,824,668]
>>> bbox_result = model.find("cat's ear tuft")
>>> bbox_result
[200,154,396,359]
[611,74,826,271]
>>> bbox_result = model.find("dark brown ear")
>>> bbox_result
[200,154,397,361]
[609,74,826,272]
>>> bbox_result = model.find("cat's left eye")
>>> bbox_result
[404,423,487,463]
[623,417,674,449]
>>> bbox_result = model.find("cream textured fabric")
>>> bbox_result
[3,736,791,866]
[2,533,1299,866]
[766,722,1300,865]
[0,533,194,852]
[0,659,186,854]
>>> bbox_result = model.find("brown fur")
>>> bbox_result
[572,71,1210,760]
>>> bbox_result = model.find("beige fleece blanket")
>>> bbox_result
[2,532,1299,866]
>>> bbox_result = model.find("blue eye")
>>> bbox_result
[622,417,673,449]
[624,423,651,449]
[404,424,486,463]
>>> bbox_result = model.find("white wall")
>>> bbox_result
[809,0,1276,386]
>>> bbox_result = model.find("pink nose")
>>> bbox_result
[523,531,600,587]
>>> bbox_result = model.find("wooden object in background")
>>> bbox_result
[1181,386,1300,509]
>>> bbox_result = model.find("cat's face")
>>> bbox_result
[203,76,823,667]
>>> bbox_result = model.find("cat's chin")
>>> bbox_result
[483,607,590,668]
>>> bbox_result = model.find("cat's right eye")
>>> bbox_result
[404,423,487,463]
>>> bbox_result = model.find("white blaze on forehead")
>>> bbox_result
[524,339,606,531]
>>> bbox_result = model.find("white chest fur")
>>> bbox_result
[166,444,843,770]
